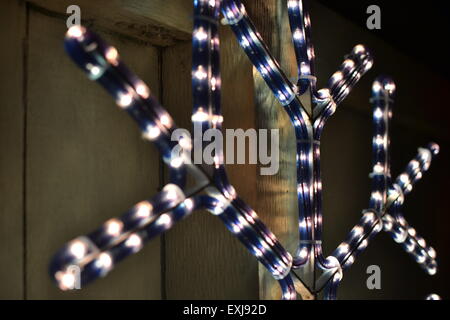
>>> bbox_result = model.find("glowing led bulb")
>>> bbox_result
[352,226,364,237]
[428,247,437,259]
[142,124,161,141]
[353,44,366,54]
[399,173,410,185]
[96,252,113,272]
[331,71,343,82]
[105,47,119,65]
[240,36,250,48]
[417,237,426,248]
[117,92,133,108]
[105,219,123,237]
[163,184,184,202]
[57,271,77,291]
[160,114,171,127]
[69,240,87,259]
[343,59,355,69]
[427,267,437,276]
[134,201,153,219]
[191,109,209,122]
[194,27,208,41]
[293,29,303,41]
[194,66,208,80]
[359,239,368,250]
[371,191,382,202]
[135,82,150,99]
[374,135,385,146]
[183,198,194,211]
[88,65,101,77]
[298,247,308,259]
[338,243,350,255]
[170,156,184,168]
[372,81,382,92]
[299,63,311,75]
[125,233,143,252]
[211,115,223,125]
[210,77,217,90]
[287,0,299,9]
[373,107,383,119]
[157,213,172,228]
[67,25,85,39]
[384,82,396,92]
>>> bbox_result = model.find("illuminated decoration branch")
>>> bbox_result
[49,0,440,300]
[315,77,439,299]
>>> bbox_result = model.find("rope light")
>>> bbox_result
[50,0,439,300]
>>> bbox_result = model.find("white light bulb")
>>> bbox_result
[194,28,208,41]
[142,124,161,141]
[125,234,143,252]
[194,66,207,80]
[105,47,119,65]
[135,201,153,219]
[191,109,209,122]
[157,213,172,228]
[69,240,87,259]
[135,82,150,98]
[374,108,383,119]
[105,219,123,237]
[67,25,85,39]
[96,252,113,272]
[160,114,171,127]
[117,92,133,108]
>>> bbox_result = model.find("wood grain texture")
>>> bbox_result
[26,9,162,299]
[0,0,26,300]
[162,26,260,299]
[27,0,192,46]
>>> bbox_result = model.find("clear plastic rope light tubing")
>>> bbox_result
[50,0,440,300]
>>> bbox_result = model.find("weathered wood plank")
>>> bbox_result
[27,0,192,46]
[161,26,260,299]
[26,9,162,299]
[0,0,26,300]
[245,0,302,299]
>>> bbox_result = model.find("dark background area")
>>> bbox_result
[319,1,450,80]
[315,0,450,299]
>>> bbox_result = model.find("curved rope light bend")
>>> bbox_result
[50,0,439,300]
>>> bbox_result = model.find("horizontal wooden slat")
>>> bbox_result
[27,0,192,46]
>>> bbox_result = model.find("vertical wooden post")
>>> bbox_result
[245,0,314,299]
[0,0,26,299]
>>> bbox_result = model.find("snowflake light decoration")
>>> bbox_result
[49,0,440,300]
